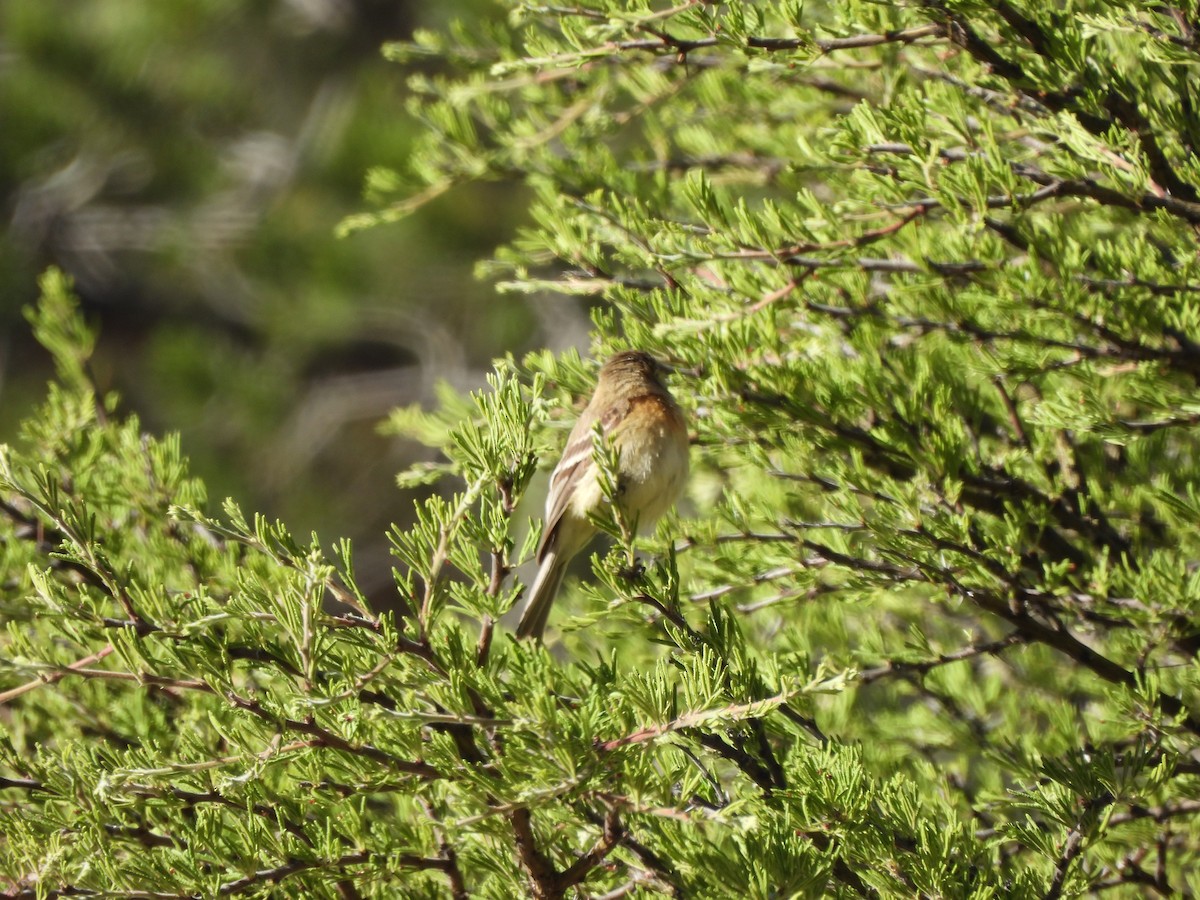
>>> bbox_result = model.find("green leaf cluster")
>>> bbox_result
[9,0,1200,896]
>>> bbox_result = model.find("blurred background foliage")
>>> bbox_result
[0,0,579,599]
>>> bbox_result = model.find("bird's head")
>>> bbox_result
[599,350,670,390]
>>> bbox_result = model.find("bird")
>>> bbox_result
[516,350,690,640]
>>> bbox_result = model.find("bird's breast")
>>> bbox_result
[614,396,690,530]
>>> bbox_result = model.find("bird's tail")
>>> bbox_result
[516,551,568,640]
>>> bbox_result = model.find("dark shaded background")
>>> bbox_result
[0,0,589,598]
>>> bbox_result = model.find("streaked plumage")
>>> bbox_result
[516,351,689,640]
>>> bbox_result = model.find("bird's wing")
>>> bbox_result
[537,399,627,562]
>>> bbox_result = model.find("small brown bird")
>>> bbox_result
[516,350,690,640]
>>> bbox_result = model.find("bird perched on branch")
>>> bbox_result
[516,350,690,640]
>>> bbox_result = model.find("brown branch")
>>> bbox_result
[479,476,517,669]
[736,512,1200,736]
[953,587,1200,736]
[608,23,943,57]
[1014,163,1200,225]
[1106,799,1200,828]
[225,694,444,779]
[1044,825,1088,900]
[125,783,315,845]
[103,823,177,850]
[922,0,1200,208]
[813,24,943,52]
[14,665,213,695]
[1103,90,1199,203]
[510,807,560,899]
[992,0,1052,55]
[217,850,454,896]
[0,644,115,705]
[692,731,780,793]
[597,689,799,753]
[858,632,1023,684]
[985,1,1196,202]
[1076,273,1200,297]
[868,139,1200,226]
[477,545,506,668]
[1091,861,1172,897]
[746,391,1135,562]
[687,564,803,604]
[554,809,623,893]
[418,799,469,900]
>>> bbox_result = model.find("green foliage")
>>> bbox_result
[8,1,1200,897]
[0,0,526,568]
